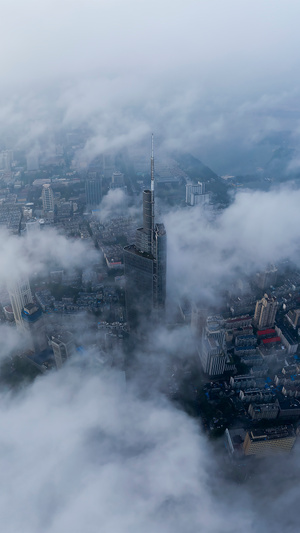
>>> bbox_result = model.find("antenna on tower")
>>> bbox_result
[151,133,154,192]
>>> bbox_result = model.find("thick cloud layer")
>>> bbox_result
[166,186,300,301]
[0,363,254,533]
[0,357,299,533]
[0,227,99,285]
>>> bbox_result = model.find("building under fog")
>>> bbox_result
[21,303,48,354]
[124,136,167,327]
[8,277,33,329]
[254,264,278,290]
[85,175,102,207]
[50,331,75,369]
[42,183,54,212]
[26,218,40,234]
[198,315,228,377]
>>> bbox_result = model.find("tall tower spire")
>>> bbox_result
[151,133,154,192]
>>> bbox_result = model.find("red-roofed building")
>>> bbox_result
[225,315,252,329]
[257,329,276,339]
[262,337,281,345]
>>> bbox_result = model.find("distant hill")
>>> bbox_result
[172,151,230,207]
[264,147,297,180]
[172,151,219,182]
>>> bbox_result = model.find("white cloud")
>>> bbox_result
[166,186,300,301]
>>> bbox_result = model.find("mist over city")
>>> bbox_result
[1,1,300,532]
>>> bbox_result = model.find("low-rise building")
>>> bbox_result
[275,324,298,354]
[248,402,279,420]
[243,426,296,457]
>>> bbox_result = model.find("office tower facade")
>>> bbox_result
[21,303,48,354]
[42,184,54,212]
[8,278,33,329]
[85,177,102,207]
[124,136,167,327]
[200,336,227,376]
[254,294,278,330]
[111,171,125,189]
[198,315,227,376]
[51,331,75,369]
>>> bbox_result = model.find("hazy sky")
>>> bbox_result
[1,0,300,172]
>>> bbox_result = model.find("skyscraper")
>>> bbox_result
[8,278,33,329]
[253,294,278,330]
[198,315,227,376]
[42,184,54,212]
[85,176,102,207]
[124,135,167,327]
[51,331,75,369]
[21,303,48,354]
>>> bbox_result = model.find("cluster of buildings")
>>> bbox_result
[6,277,75,370]
[0,135,167,381]
[193,286,300,459]
[4,133,300,466]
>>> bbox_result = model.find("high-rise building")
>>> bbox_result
[200,336,227,376]
[198,315,227,376]
[50,331,75,369]
[103,153,115,179]
[191,305,207,337]
[286,308,300,329]
[26,152,39,171]
[111,171,125,189]
[8,278,33,329]
[255,264,278,290]
[253,294,278,330]
[186,182,210,206]
[21,303,48,354]
[186,183,204,203]
[85,177,102,207]
[0,150,13,171]
[26,218,40,234]
[42,184,54,212]
[124,136,167,327]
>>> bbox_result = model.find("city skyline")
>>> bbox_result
[1,1,300,532]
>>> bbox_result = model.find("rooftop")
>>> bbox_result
[262,337,282,344]
[257,329,276,336]
[249,425,295,441]
[124,244,154,260]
